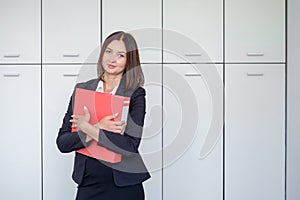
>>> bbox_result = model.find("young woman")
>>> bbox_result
[57,31,150,200]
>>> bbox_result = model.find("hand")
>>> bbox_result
[71,106,90,132]
[96,113,126,134]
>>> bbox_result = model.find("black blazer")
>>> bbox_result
[56,77,150,187]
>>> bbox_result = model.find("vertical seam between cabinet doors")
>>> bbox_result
[161,0,164,199]
[284,0,287,199]
[222,0,225,199]
[40,0,44,199]
[100,0,102,45]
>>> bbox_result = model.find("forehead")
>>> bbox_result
[107,40,126,52]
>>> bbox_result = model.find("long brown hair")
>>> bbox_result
[97,31,144,90]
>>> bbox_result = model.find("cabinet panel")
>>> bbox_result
[287,0,300,199]
[43,0,100,63]
[139,64,162,200]
[0,66,41,199]
[42,65,97,200]
[0,0,41,63]
[225,64,285,200]
[163,0,223,63]
[163,64,223,200]
[225,0,285,62]
[102,0,162,63]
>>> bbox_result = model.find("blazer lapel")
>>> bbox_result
[86,78,100,91]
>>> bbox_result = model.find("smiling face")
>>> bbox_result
[101,40,127,77]
[97,31,144,90]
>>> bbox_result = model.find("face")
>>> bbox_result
[102,40,127,77]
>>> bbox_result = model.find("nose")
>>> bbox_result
[108,53,117,62]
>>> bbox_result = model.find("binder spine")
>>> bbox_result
[120,99,130,135]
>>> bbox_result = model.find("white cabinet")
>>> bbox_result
[163,0,223,63]
[0,0,41,63]
[287,0,300,199]
[163,64,223,200]
[102,0,162,63]
[139,64,162,200]
[42,65,97,200]
[225,0,285,62]
[225,64,285,200]
[0,66,41,199]
[42,0,100,63]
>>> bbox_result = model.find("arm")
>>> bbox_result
[97,87,146,156]
[74,87,146,157]
[56,96,92,153]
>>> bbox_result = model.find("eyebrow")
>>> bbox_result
[106,47,126,54]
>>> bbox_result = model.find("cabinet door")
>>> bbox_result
[287,0,300,199]
[139,64,162,200]
[42,65,97,200]
[225,64,285,200]
[0,66,41,199]
[43,0,100,63]
[163,0,223,63]
[102,0,161,63]
[163,64,223,200]
[225,0,285,62]
[0,0,41,63]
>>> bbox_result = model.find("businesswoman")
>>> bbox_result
[56,31,150,200]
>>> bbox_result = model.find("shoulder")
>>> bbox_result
[131,87,146,98]
[75,78,99,90]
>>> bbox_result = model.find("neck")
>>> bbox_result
[103,73,122,93]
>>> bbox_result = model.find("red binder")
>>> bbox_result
[72,88,130,163]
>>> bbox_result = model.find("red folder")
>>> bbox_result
[72,88,130,163]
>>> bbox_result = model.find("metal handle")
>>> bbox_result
[4,53,20,58]
[185,53,202,57]
[63,73,79,77]
[246,73,264,77]
[62,52,80,57]
[185,73,202,77]
[247,52,264,57]
[3,72,20,77]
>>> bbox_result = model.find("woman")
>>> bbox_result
[56,31,150,200]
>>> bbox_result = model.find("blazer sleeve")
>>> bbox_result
[97,87,146,157]
[56,96,92,153]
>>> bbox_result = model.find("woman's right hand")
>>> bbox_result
[95,113,126,134]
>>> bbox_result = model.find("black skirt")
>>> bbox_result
[75,157,145,200]
[75,182,145,200]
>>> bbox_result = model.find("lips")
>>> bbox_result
[107,64,116,69]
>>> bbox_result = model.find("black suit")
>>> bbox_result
[56,77,150,189]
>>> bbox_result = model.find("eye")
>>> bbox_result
[118,54,125,58]
[105,49,112,54]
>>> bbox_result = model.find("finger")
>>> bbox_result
[70,119,77,123]
[114,121,125,126]
[113,129,122,134]
[83,106,89,114]
[71,115,79,119]
[106,113,119,120]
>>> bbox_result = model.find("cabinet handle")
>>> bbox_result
[185,73,202,77]
[4,53,20,58]
[246,73,264,77]
[62,53,80,57]
[3,72,20,77]
[63,73,79,77]
[247,52,264,57]
[185,53,202,57]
